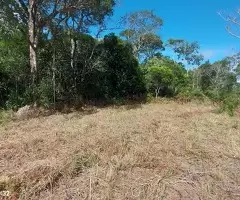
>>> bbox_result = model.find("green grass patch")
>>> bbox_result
[0,110,13,125]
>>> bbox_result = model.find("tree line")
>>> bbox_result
[0,1,240,114]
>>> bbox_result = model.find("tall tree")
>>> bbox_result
[145,56,187,97]
[139,33,164,60]
[120,10,164,60]
[167,39,204,66]
[199,60,237,95]
[0,0,116,90]
[28,0,37,83]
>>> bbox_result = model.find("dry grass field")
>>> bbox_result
[1,102,240,200]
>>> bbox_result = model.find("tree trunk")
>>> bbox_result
[28,0,38,85]
[155,87,160,99]
[70,36,77,101]
[52,46,56,109]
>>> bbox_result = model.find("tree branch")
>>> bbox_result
[219,10,240,39]
[226,26,240,39]
[17,0,28,16]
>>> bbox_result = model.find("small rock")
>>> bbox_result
[15,105,32,120]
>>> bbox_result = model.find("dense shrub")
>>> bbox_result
[0,32,147,109]
[219,94,240,116]
[144,56,188,98]
[176,88,206,102]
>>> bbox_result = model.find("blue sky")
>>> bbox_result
[110,0,240,63]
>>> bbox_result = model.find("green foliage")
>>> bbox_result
[199,60,236,93]
[0,28,30,109]
[99,33,146,99]
[6,87,34,110]
[146,65,173,98]
[38,78,53,108]
[144,56,188,98]
[167,39,204,65]
[190,89,205,100]
[0,30,146,109]
[139,33,164,59]
[219,94,240,116]
[0,70,10,107]
[0,110,12,125]
[0,2,239,116]
[146,93,154,102]
[204,89,222,102]
[121,10,163,34]
[120,10,163,59]
[187,57,240,115]
[177,88,206,102]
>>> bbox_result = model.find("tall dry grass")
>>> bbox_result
[0,102,240,199]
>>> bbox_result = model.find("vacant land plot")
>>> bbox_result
[0,102,240,200]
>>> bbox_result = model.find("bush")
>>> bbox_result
[38,78,53,108]
[191,89,205,100]
[204,89,222,103]
[176,88,206,102]
[219,94,240,116]
[111,97,125,105]
[146,93,154,102]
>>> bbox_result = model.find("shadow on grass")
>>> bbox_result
[11,98,146,121]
